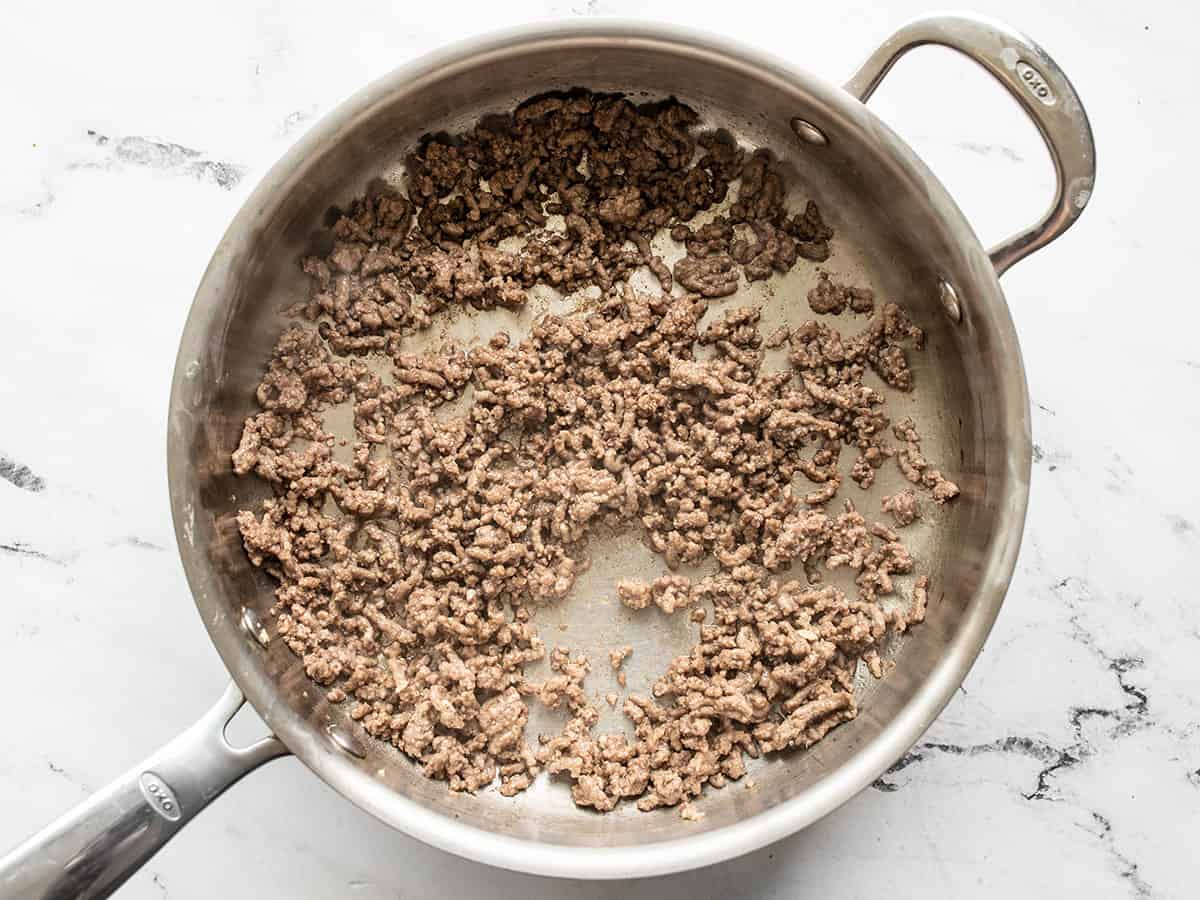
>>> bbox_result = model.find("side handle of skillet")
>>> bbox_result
[0,683,286,900]
[844,14,1096,277]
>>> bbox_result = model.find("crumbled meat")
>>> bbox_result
[893,418,961,502]
[763,324,791,348]
[782,302,930,489]
[666,147,832,296]
[881,489,921,526]
[618,576,696,614]
[233,89,960,817]
[679,801,706,821]
[675,252,740,298]
[890,575,932,634]
[610,645,632,670]
[807,272,875,315]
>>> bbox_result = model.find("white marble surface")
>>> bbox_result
[2,0,1197,897]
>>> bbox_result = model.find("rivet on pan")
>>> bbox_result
[790,118,828,146]
[939,280,962,323]
[327,723,367,759]
[240,607,270,648]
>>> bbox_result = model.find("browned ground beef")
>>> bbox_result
[233,90,958,817]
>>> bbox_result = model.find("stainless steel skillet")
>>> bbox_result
[0,13,1094,897]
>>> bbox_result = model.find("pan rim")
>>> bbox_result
[168,17,1032,880]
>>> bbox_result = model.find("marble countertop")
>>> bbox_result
[2,0,1196,897]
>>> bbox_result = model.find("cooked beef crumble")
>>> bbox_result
[233,89,958,816]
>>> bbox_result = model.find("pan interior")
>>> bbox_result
[172,31,1025,852]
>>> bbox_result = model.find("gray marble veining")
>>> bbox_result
[1,0,1196,897]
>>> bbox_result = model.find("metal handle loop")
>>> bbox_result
[0,683,287,900]
[845,14,1096,276]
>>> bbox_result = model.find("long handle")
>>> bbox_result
[844,14,1096,277]
[0,683,287,900]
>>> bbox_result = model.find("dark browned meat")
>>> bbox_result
[232,89,959,816]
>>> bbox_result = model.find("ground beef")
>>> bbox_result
[610,645,632,670]
[881,488,921,526]
[618,576,697,614]
[233,89,959,817]
[893,418,961,502]
[609,645,633,688]
[889,575,931,635]
[679,800,706,821]
[807,271,875,316]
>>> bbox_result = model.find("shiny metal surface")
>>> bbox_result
[0,685,285,900]
[789,117,829,146]
[0,14,1095,891]
[327,724,368,760]
[844,14,1096,276]
[939,281,963,324]
[239,605,270,647]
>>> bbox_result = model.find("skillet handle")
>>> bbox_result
[0,683,287,900]
[844,14,1096,277]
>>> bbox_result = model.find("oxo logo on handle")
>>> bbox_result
[1015,60,1056,106]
